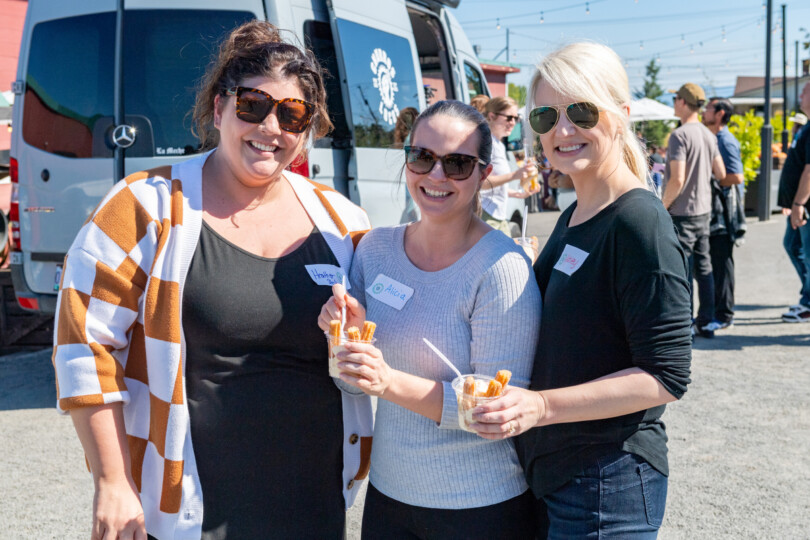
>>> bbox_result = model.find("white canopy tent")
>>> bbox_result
[629,98,677,122]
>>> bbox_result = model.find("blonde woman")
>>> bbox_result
[480,96,540,234]
[473,43,692,538]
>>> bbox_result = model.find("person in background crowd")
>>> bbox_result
[319,100,541,539]
[661,82,727,339]
[394,107,421,223]
[480,96,540,235]
[52,21,373,540]
[473,41,692,539]
[777,82,810,323]
[650,143,665,165]
[470,93,490,114]
[702,97,746,332]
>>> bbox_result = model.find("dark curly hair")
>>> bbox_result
[193,20,333,150]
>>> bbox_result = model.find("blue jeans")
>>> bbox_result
[782,216,810,307]
[544,451,667,539]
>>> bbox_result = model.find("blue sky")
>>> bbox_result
[453,0,810,101]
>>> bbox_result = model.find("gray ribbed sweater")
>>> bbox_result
[350,225,542,509]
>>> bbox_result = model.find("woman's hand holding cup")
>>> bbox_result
[318,283,366,332]
[335,341,393,398]
[469,386,547,440]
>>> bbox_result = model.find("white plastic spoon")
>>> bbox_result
[422,338,462,380]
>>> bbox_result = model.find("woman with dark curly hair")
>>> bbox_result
[53,21,372,539]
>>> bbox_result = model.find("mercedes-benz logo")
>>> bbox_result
[112,125,136,148]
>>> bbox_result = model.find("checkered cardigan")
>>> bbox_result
[52,151,373,540]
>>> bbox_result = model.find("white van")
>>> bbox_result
[9,0,517,315]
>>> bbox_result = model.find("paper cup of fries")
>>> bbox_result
[326,320,377,378]
[451,370,511,432]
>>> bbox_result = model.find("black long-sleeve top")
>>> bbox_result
[516,188,693,497]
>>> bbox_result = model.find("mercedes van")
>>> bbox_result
[9,0,511,314]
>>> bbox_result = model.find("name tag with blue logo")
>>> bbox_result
[305,264,350,289]
[366,273,414,310]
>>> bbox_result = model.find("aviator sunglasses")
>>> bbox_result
[529,102,600,135]
[404,146,486,180]
[226,86,314,134]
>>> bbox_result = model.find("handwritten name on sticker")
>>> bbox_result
[305,264,350,289]
[366,273,414,311]
[553,244,589,276]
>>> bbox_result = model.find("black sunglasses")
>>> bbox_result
[403,146,486,180]
[226,86,314,134]
[528,102,600,135]
[494,112,520,123]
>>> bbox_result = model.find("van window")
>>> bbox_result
[408,9,455,105]
[464,63,486,100]
[334,19,420,148]
[124,10,254,157]
[303,20,351,149]
[23,12,115,158]
[23,10,253,158]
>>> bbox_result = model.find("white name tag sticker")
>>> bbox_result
[305,264,350,289]
[366,273,414,310]
[553,244,590,276]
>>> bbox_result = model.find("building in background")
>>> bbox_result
[0,0,28,166]
[478,59,520,98]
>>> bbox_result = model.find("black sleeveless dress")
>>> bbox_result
[182,222,345,539]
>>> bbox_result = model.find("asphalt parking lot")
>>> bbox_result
[1,212,807,539]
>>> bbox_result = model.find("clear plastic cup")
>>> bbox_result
[451,374,499,432]
[515,236,536,260]
[325,331,376,378]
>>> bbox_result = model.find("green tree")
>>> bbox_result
[634,58,664,101]
[727,110,763,185]
[507,83,527,107]
[632,58,672,147]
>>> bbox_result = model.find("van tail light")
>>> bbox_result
[9,157,21,252]
[287,157,309,178]
[17,296,39,311]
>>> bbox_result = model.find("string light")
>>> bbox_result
[681,34,685,44]
[496,18,500,30]
[540,11,544,23]
[690,44,695,54]
[722,26,726,42]
[640,41,644,50]
[586,2,590,14]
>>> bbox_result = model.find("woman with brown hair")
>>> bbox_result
[52,21,372,539]
[480,96,540,234]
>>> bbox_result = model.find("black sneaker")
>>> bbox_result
[691,322,715,338]
[782,305,810,323]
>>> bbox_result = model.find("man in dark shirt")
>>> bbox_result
[777,82,810,323]
[702,97,745,330]
[662,83,727,337]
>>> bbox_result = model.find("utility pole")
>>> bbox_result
[493,28,511,63]
[506,28,510,63]
[781,4,788,153]
[759,0,773,222]
[796,40,800,114]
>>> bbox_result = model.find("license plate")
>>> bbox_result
[54,264,63,291]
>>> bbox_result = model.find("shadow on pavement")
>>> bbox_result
[733,304,791,311]
[0,349,57,411]
[691,332,810,352]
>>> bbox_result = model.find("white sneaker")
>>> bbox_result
[782,304,810,323]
